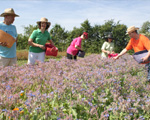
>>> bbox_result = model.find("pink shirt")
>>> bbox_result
[67,37,82,56]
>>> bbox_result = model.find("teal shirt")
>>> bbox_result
[29,29,51,53]
[0,22,17,58]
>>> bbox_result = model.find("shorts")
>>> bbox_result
[27,52,45,65]
[0,56,17,67]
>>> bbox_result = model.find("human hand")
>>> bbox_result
[0,42,7,47]
[107,51,111,54]
[141,56,149,63]
[113,55,119,60]
[39,45,45,50]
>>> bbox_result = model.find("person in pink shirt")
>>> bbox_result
[67,32,88,60]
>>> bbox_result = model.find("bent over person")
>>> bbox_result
[114,26,150,83]
[0,8,19,67]
[66,32,88,60]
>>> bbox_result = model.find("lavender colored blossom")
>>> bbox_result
[0,54,148,119]
[2,109,7,112]
[6,85,11,90]
[104,114,109,117]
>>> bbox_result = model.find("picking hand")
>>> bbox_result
[0,42,7,47]
[113,55,119,60]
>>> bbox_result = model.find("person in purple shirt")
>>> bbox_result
[67,32,88,60]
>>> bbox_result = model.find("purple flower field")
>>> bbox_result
[0,54,150,120]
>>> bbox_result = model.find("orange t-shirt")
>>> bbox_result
[126,34,150,64]
[126,34,150,52]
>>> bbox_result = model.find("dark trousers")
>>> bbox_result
[67,53,77,60]
[145,62,150,81]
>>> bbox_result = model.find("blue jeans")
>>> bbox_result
[145,62,150,81]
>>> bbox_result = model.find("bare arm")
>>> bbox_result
[75,45,82,51]
[113,48,128,60]
[48,40,54,46]
[28,38,45,50]
[101,49,111,54]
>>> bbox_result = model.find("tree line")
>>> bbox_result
[17,19,150,54]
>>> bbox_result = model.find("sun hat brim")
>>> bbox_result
[37,21,51,26]
[0,13,19,17]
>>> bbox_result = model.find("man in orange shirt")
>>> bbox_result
[114,26,150,83]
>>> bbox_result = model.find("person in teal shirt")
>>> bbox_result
[0,8,19,67]
[28,17,54,65]
[101,33,115,58]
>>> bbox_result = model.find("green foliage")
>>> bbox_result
[17,34,29,50]
[139,21,150,39]
[81,20,93,53]
[50,24,68,51]
[23,24,38,37]
[17,24,38,50]
[112,23,128,53]
[139,21,150,33]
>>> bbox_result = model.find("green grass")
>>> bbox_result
[17,60,27,66]
[17,58,62,66]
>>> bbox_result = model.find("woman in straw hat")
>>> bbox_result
[114,26,150,83]
[0,8,19,67]
[101,33,116,58]
[28,17,54,65]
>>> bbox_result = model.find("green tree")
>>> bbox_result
[17,34,29,50]
[112,23,128,53]
[139,21,150,33]
[90,24,101,53]
[23,24,38,37]
[17,24,38,50]
[139,21,150,39]
[80,20,93,53]
[50,24,68,51]
[98,19,128,53]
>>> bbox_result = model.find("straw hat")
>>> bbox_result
[0,8,19,17]
[126,26,139,34]
[37,17,51,28]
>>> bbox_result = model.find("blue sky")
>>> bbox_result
[0,0,150,34]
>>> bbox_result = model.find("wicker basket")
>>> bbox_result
[0,30,16,48]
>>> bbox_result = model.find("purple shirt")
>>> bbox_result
[67,37,82,56]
